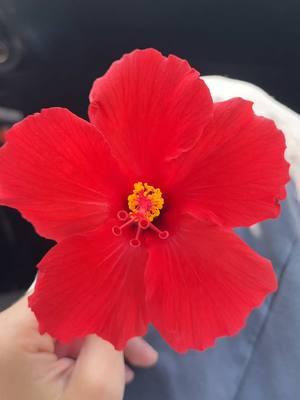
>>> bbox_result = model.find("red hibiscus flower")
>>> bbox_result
[0,49,289,352]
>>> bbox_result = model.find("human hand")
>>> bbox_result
[0,295,158,400]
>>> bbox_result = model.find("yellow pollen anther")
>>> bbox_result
[128,182,164,222]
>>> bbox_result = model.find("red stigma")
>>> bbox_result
[112,210,169,247]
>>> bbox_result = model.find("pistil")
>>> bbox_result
[112,182,169,247]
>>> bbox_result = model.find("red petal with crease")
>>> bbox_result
[167,98,290,227]
[89,48,213,180]
[0,108,127,241]
[145,214,277,352]
[29,221,149,349]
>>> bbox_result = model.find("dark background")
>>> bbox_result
[0,0,299,292]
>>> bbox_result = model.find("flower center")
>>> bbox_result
[112,182,169,247]
[128,182,164,221]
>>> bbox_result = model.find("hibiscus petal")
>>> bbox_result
[168,98,290,227]
[89,48,213,179]
[145,214,277,352]
[0,108,127,241]
[29,222,149,349]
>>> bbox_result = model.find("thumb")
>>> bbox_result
[64,335,125,400]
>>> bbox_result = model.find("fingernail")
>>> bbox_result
[143,342,159,363]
